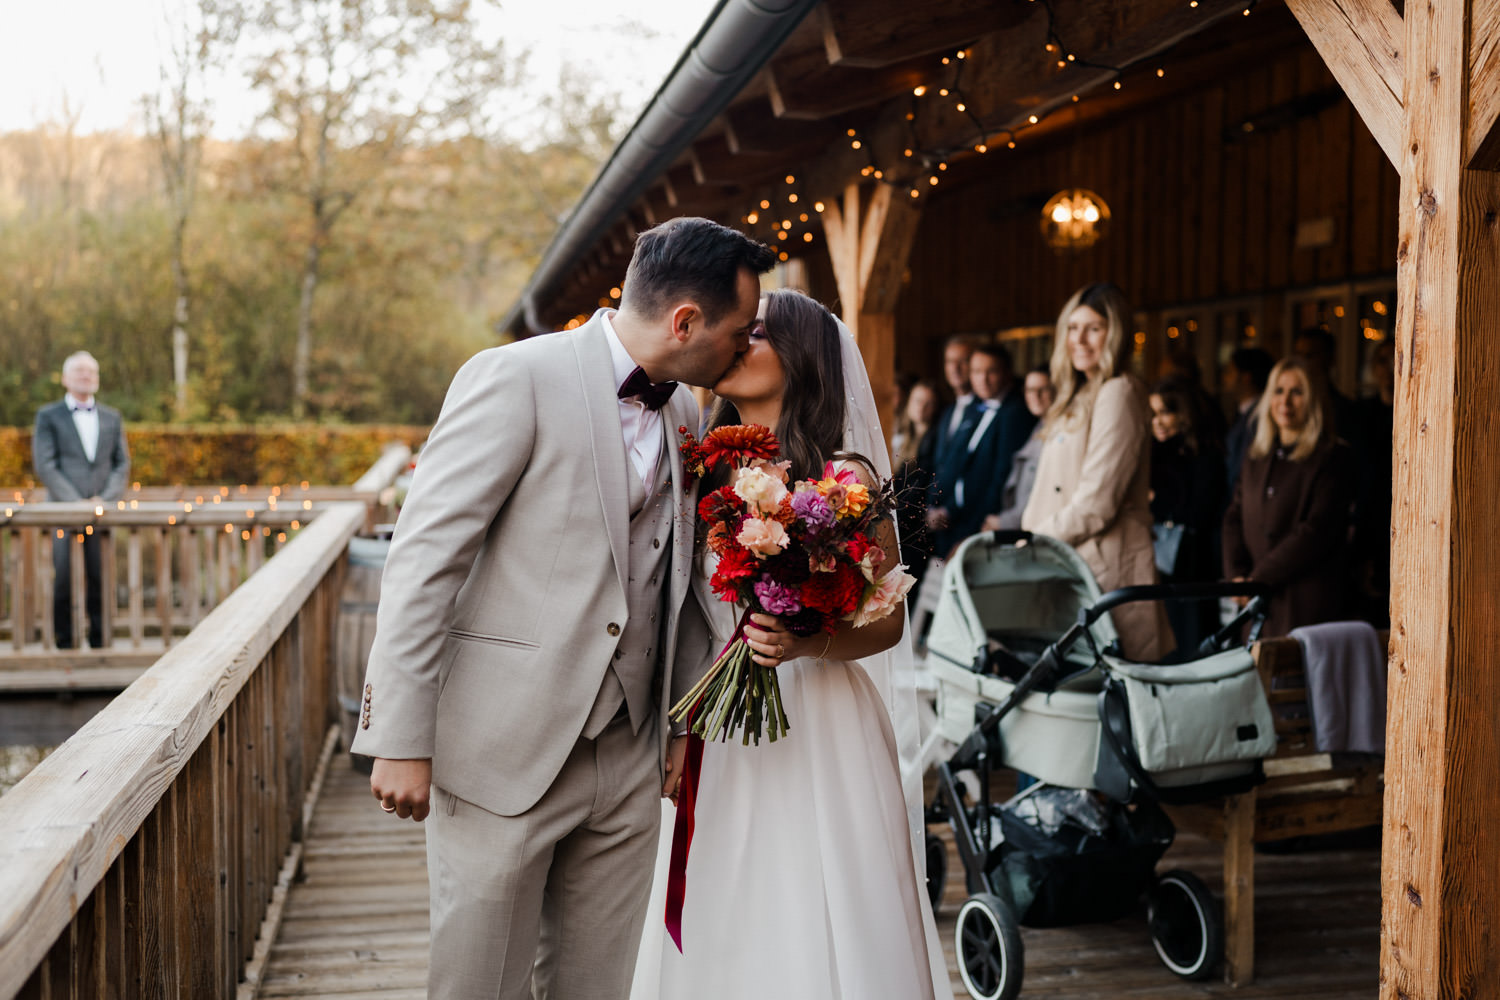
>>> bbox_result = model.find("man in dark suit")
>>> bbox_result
[929,343,1036,554]
[33,351,130,648]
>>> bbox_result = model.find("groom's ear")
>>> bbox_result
[668,302,700,344]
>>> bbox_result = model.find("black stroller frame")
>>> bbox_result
[927,531,1269,1000]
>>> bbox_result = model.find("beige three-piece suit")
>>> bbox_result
[351,311,712,999]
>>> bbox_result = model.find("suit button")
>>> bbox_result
[607,622,621,636]
[652,538,661,548]
[614,650,623,660]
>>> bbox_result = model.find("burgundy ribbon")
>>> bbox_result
[664,609,754,951]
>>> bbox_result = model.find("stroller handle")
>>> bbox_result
[1080,581,1270,624]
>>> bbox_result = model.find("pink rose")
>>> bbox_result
[736,516,790,557]
[851,565,916,628]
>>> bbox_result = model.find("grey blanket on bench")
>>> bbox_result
[1290,621,1387,755]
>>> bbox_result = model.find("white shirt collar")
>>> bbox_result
[67,395,96,411]
[600,311,644,396]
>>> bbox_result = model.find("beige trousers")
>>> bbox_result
[426,715,661,1000]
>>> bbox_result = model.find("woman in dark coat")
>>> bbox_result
[1149,377,1226,654]
[1222,356,1355,638]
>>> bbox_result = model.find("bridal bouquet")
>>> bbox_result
[670,424,917,745]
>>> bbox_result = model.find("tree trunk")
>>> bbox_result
[293,237,321,420]
[170,222,190,420]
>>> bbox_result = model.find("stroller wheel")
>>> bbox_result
[924,832,947,910]
[1148,869,1222,980]
[955,893,1024,1000]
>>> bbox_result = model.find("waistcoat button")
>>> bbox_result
[607,622,621,636]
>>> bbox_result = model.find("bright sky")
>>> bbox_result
[0,0,719,136]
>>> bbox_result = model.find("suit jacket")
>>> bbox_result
[350,312,704,816]
[1022,375,1170,661]
[1223,437,1354,638]
[935,389,1035,542]
[33,400,130,501]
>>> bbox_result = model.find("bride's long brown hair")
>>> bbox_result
[704,288,851,491]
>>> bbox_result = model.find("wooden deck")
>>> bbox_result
[258,755,1379,999]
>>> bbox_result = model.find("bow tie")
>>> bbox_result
[617,366,677,411]
[71,404,95,413]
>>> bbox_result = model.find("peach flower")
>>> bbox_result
[736,516,790,557]
[733,466,789,514]
[850,565,916,627]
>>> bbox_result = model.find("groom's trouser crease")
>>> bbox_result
[426,714,661,1000]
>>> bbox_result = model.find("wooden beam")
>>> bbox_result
[1468,0,1500,169]
[1382,0,1500,995]
[821,181,922,452]
[766,47,931,120]
[689,134,790,187]
[1284,0,1404,166]
[724,99,844,155]
[818,0,1034,69]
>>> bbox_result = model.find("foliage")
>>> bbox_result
[0,423,428,488]
[0,76,617,428]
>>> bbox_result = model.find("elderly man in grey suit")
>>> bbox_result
[354,217,775,999]
[33,350,131,649]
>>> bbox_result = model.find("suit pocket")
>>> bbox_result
[445,627,541,650]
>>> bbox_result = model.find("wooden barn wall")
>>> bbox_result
[831,42,1401,385]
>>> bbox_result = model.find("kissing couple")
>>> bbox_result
[355,217,948,1000]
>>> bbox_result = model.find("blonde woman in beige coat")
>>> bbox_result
[1021,282,1172,661]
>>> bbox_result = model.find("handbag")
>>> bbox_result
[1093,648,1277,803]
[1151,520,1186,576]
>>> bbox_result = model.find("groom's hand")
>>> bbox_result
[371,757,433,821]
[663,736,689,803]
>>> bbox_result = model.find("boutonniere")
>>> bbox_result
[677,426,707,488]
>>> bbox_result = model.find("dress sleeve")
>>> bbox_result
[1029,378,1147,546]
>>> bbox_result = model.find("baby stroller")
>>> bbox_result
[923,531,1273,1000]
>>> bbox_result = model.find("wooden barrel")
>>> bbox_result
[336,533,389,768]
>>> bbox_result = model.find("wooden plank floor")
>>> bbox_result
[260,755,1379,998]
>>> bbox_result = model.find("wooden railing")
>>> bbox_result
[0,446,408,673]
[0,500,366,999]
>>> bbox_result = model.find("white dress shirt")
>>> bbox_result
[68,395,100,463]
[601,313,664,493]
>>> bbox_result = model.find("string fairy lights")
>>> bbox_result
[700,0,1254,269]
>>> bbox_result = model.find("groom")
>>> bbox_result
[355,216,774,999]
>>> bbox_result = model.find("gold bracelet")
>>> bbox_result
[817,633,834,661]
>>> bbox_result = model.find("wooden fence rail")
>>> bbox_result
[0,446,409,665]
[0,500,366,1000]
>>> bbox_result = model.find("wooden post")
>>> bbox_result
[1382,0,1500,995]
[1221,789,1256,986]
[821,181,924,451]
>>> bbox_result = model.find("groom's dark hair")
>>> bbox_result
[621,217,775,324]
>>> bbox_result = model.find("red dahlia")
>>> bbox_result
[701,423,780,471]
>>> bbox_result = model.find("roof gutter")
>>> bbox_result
[501,0,819,337]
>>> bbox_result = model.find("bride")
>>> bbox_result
[632,288,949,999]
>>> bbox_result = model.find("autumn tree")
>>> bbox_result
[142,0,242,419]
[241,0,512,418]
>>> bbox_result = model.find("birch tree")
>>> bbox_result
[242,0,510,418]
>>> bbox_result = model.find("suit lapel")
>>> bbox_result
[663,394,695,617]
[573,317,631,597]
[94,408,116,470]
[55,403,87,460]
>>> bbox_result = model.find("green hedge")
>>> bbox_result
[1,424,429,487]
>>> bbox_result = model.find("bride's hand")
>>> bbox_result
[744,613,804,667]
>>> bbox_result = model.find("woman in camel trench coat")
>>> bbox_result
[1023,283,1172,662]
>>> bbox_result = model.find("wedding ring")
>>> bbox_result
[380,802,397,813]
[776,643,785,659]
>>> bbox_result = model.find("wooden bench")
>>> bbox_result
[1164,634,1385,986]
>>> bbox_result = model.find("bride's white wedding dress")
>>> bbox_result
[629,563,949,1000]
[631,315,948,999]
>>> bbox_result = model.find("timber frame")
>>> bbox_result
[503,1,1500,994]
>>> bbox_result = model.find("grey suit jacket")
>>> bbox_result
[32,400,131,502]
[350,313,708,817]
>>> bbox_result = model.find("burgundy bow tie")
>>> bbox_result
[617,366,677,411]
